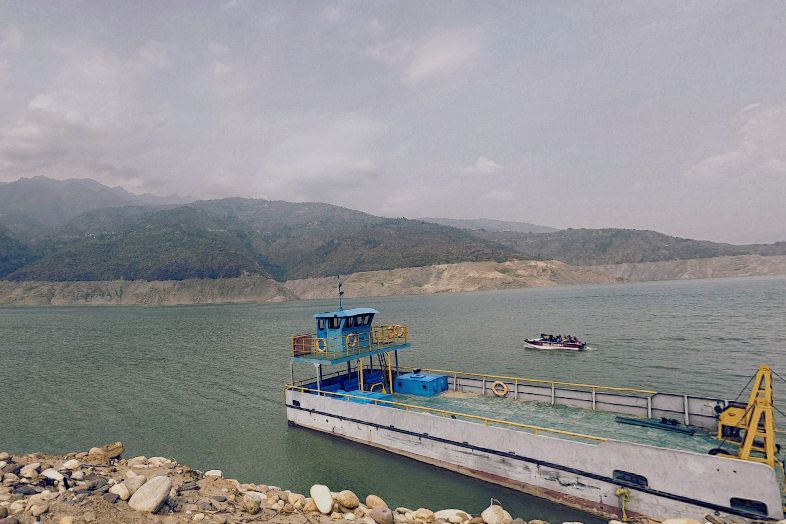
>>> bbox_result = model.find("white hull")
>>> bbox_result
[524,341,587,351]
[286,389,782,521]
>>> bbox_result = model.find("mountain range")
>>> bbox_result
[0,176,784,282]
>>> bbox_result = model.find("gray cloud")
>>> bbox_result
[0,2,785,243]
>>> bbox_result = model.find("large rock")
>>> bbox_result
[366,495,388,509]
[125,474,147,495]
[109,483,131,501]
[19,463,40,479]
[103,442,125,459]
[435,510,471,522]
[128,475,172,513]
[303,498,318,513]
[415,508,435,522]
[87,447,107,463]
[481,505,512,524]
[310,484,334,515]
[0,452,9,461]
[241,493,261,514]
[336,490,360,509]
[204,470,223,479]
[41,468,64,482]
[370,508,394,524]
[62,459,80,471]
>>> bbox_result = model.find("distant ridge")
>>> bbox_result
[1,176,785,284]
[419,217,557,234]
[0,176,194,238]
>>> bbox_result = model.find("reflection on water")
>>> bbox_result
[2,276,786,522]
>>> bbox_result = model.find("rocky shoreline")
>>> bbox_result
[0,443,759,524]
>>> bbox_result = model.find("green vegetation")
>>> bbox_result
[3,199,516,281]
[1,177,785,282]
[471,228,786,265]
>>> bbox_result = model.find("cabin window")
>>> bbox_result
[730,498,767,516]
[612,470,648,488]
[317,319,326,330]
[346,317,355,328]
[328,317,342,329]
[367,314,375,324]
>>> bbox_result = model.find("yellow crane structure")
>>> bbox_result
[716,364,778,468]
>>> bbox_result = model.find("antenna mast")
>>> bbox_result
[337,275,345,310]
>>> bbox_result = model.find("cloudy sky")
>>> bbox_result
[1,1,785,243]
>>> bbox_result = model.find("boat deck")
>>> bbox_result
[394,390,723,454]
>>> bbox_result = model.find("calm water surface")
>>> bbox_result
[2,276,786,522]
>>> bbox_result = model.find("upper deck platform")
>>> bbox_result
[290,324,411,365]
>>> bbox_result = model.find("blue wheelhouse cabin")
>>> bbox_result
[289,304,412,401]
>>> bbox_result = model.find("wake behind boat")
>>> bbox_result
[524,333,587,351]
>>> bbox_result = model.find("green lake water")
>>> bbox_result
[2,276,786,523]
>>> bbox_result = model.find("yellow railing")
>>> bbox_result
[291,325,408,360]
[404,367,657,396]
[285,385,607,442]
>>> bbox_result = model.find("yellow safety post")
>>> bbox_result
[387,352,394,393]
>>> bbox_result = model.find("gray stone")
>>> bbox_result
[62,459,80,471]
[103,492,120,503]
[481,505,512,524]
[310,484,333,515]
[128,475,172,513]
[41,468,64,482]
[370,508,394,524]
[335,490,360,509]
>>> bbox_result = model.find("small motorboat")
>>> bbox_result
[524,335,587,351]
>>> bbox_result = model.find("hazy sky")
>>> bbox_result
[1,1,785,243]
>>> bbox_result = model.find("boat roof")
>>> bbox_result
[313,307,379,319]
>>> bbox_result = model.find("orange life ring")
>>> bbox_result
[491,381,509,397]
[313,338,327,353]
[346,333,358,348]
[394,325,405,337]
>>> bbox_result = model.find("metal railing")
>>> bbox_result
[405,367,657,396]
[285,385,607,442]
[291,325,408,360]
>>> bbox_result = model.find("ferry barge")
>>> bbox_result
[285,302,783,522]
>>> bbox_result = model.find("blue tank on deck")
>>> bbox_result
[395,372,448,397]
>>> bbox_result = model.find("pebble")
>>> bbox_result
[193,513,205,521]
[310,484,334,514]
[204,470,223,479]
[128,475,172,513]
[0,518,21,524]
[71,470,84,481]
[60,517,74,524]
[0,453,9,461]
[103,492,120,503]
